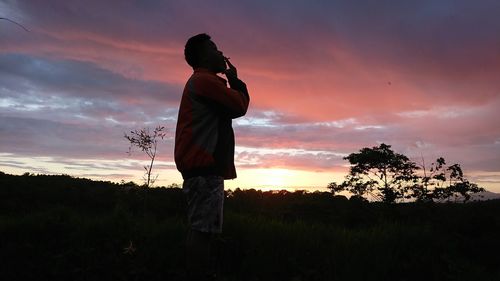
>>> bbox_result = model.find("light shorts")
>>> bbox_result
[183,175,224,233]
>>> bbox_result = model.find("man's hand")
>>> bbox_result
[223,57,237,79]
[223,56,247,95]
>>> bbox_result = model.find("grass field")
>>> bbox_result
[1,172,499,281]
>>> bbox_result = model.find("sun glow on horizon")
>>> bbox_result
[2,151,499,193]
[0,152,345,191]
[224,168,345,192]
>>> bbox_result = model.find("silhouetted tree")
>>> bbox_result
[330,144,419,203]
[124,125,166,187]
[416,158,484,202]
[413,156,447,202]
[329,144,485,203]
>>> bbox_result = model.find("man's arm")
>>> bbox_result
[193,60,249,118]
[224,57,249,101]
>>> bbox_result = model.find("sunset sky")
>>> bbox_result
[1,0,499,192]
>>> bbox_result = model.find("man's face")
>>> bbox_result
[201,40,227,73]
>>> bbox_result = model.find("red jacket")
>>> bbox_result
[174,68,250,179]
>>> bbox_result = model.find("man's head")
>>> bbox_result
[184,33,227,73]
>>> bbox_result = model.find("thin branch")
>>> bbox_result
[0,17,30,32]
[367,190,383,201]
[365,173,383,189]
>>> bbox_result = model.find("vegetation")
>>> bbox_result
[1,171,499,281]
[124,125,166,187]
[328,143,484,203]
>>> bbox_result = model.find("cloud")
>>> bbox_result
[0,53,185,128]
[4,1,499,120]
[0,115,175,160]
[1,0,499,190]
[0,54,180,103]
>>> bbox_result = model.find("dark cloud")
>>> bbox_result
[0,115,175,160]
[0,53,183,125]
[0,54,181,104]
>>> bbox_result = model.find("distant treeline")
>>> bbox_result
[1,172,499,281]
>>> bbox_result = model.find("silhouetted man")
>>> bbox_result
[175,33,250,281]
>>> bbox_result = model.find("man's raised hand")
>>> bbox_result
[223,57,238,79]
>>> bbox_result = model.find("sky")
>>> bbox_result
[1,0,500,192]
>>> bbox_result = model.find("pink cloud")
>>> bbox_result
[2,0,499,190]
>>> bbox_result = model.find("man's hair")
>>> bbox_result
[184,33,211,68]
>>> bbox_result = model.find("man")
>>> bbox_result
[174,33,250,280]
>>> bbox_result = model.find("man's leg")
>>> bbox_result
[183,176,224,280]
[186,229,214,280]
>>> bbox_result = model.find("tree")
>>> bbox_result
[330,143,419,203]
[416,158,484,203]
[124,125,166,187]
[413,156,447,202]
[329,144,485,203]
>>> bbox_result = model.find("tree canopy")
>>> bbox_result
[329,144,484,203]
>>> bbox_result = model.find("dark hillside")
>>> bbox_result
[1,172,499,281]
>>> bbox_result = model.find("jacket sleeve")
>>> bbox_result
[193,73,250,118]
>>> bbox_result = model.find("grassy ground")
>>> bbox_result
[1,172,499,281]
